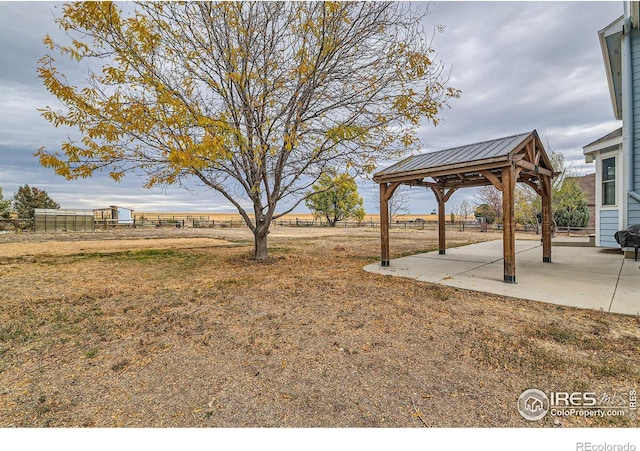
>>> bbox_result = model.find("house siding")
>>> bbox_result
[633,130,640,225]
[633,26,640,117]
[600,210,620,247]
[630,27,640,226]
[630,200,640,226]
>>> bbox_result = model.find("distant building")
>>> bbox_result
[94,206,135,226]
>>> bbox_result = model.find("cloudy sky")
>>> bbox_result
[0,1,623,214]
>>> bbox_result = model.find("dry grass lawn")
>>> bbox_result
[0,226,638,427]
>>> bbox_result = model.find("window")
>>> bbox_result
[602,157,616,206]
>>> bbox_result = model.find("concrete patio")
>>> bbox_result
[364,239,640,316]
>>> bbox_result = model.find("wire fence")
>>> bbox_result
[0,216,596,236]
[0,218,34,232]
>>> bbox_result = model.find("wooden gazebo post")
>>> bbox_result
[436,190,446,255]
[541,177,552,263]
[380,182,400,266]
[431,187,457,255]
[502,163,517,283]
[380,183,390,266]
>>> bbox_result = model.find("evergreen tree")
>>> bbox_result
[13,185,60,219]
[474,203,497,224]
[0,186,12,219]
[553,178,589,228]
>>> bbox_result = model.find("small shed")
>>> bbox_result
[373,130,555,283]
[34,208,95,232]
[94,206,135,226]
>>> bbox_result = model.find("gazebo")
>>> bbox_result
[373,130,555,283]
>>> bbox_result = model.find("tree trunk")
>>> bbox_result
[254,229,269,260]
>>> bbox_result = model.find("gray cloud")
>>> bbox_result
[420,2,621,153]
[0,1,624,215]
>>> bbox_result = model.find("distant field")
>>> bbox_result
[135,212,450,222]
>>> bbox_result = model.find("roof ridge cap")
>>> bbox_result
[419,130,533,156]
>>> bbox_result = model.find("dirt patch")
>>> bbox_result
[0,237,233,258]
[0,227,638,427]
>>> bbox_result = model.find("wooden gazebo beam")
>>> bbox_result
[375,159,512,184]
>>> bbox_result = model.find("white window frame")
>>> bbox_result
[594,146,624,247]
[596,149,621,211]
[601,155,617,207]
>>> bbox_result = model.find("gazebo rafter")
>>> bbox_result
[373,130,555,283]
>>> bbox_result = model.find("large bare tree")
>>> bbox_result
[38,1,458,259]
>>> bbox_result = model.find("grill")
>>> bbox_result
[614,224,640,261]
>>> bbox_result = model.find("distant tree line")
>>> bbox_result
[0,184,60,220]
[471,149,590,230]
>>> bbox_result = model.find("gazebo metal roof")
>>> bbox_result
[373,130,553,188]
[376,132,532,177]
